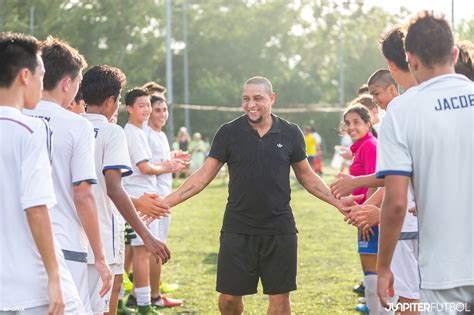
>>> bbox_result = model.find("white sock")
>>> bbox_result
[364,273,379,314]
[135,286,151,306]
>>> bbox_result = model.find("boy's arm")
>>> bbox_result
[73,181,112,297]
[26,205,65,315]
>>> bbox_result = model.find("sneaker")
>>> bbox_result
[125,294,137,308]
[352,282,365,296]
[355,303,369,313]
[160,282,179,293]
[123,273,134,293]
[151,295,183,308]
[136,305,160,315]
[358,297,366,304]
[117,299,137,314]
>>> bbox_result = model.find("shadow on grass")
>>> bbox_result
[202,252,218,275]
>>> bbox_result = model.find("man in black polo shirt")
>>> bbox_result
[164,76,355,314]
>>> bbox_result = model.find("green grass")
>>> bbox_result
[157,168,363,314]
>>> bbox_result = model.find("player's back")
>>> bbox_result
[24,100,97,253]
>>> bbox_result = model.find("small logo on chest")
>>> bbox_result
[276,143,283,148]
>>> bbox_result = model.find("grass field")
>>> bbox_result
[156,168,363,314]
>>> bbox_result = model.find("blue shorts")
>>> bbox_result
[358,225,379,254]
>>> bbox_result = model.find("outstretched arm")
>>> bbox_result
[292,159,350,214]
[163,157,223,207]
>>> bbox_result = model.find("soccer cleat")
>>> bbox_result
[123,272,134,293]
[136,304,160,314]
[355,303,369,313]
[117,299,137,314]
[352,282,365,296]
[151,295,183,308]
[125,294,137,308]
[160,282,179,293]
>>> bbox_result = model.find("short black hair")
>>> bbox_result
[380,26,409,72]
[81,65,126,106]
[41,36,87,90]
[0,32,40,88]
[367,69,397,89]
[405,11,454,68]
[125,87,148,106]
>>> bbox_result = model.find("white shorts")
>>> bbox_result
[391,239,420,300]
[420,286,474,314]
[66,259,92,314]
[0,298,84,315]
[131,216,171,246]
[87,264,122,314]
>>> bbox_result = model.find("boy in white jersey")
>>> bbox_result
[123,87,177,313]
[81,65,171,314]
[23,36,111,313]
[0,32,83,314]
[376,11,474,312]
[144,93,185,307]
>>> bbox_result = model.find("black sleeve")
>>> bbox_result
[208,125,229,163]
[290,124,307,163]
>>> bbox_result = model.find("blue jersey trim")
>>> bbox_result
[72,178,98,186]
[103,165,133,177]
[376,170,411,178]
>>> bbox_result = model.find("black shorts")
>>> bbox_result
[216,232,297,296]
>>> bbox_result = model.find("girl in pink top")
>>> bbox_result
[343,104,380,314]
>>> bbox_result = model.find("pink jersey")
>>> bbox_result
[349,132,377,204]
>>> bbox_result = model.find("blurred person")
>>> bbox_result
[189,132,207,173]
[66,86,86,114]
[357,83,370,96]
[455,40,473,81]
[303,126,317,170]
[311,127,324,175]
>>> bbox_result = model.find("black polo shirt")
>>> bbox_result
[208,114,306,235]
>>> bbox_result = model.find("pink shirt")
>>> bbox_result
[349,132,377,204]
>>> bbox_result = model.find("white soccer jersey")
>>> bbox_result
[82,113,132,264]
[0,107,80,310]
[24,100,97,253]
[376,74,474,290]
[144,125,172,196]
[123,123,157,196]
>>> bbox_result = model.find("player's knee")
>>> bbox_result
[219,294,243,312]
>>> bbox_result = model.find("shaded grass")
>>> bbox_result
[157,169,362,314]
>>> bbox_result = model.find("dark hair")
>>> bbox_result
[74,86,83,104]
[343,104,377,138]
[0,32,40,88]
[143,81,167,95]
[244,76,273,95]
[455,40,473,81]
[367,69,397,89]
[125,87,148,106]
[41,36,87,90]
[349,95,377,111]
[150,94,166,106]
[405,11,454,68]
[81,65,126,106]
[357,84,369,96]
[380,26,409,72]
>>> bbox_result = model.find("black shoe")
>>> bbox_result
[352,282,365,296]
[126,294,137,308]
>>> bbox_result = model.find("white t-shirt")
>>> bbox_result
[123,123,157,196]
[376,74,474,290]
[0,106,79,309]
[82,113,132,264]
[144,125,172,196]
[24,100,97,253]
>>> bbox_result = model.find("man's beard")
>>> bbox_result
[246,115,263,124]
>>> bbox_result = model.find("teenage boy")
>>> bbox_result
[24,36,111,313]
[0,31,83,314]
[81,66,171,314]
[376,11,474,308]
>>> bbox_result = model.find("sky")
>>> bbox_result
[363,0,474,25]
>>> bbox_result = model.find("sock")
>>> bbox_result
[135,286,151,306]
[364,272,379,314]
